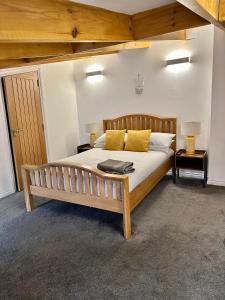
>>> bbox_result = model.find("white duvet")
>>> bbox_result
[58,148,173,192]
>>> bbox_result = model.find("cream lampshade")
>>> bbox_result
[85,123,101,147]
[181,121,201,155]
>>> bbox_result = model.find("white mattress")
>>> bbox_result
[58,148,173,192]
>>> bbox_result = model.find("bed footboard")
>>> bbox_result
[21,163,131,239]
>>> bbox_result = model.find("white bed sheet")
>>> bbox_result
[58,149,173,192]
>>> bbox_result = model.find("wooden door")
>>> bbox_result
[3,71,47,191]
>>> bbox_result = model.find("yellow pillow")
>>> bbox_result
[104,130,126,151]
[125,130,151,152]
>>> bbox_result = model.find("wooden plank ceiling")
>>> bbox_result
[177,0,225,28]
[0,0,221,70]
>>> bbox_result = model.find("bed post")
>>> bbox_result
[123,177,131,240]
[21,167,33,212]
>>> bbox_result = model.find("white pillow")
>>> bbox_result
[94,133,106,148]
[148,132,175,153]
[149,144,171,154]
[150,132,175,146]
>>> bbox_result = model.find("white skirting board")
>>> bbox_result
[0,190,16,199]
[207,180,225,187]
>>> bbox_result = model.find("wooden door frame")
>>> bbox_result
[0,66,49,190]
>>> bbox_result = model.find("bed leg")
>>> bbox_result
[172,155,176,184]
[21,168,33,212]
[123,178,132,240]
[123,210,131,240]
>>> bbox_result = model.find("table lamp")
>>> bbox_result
[85,123,100,147]
[181,121,201,155]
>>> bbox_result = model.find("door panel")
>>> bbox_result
[3,71,47,190]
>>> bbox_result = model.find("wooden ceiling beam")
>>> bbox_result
[132,2,209,40]
[83,41,150,53]
[0,41,148,63]
[195,0,219,19]
[150,30,187,40]
[71,42,122,53]
[0,1,215,69]
[0,43,74,60]
[0,51,119,69]
[177,0,225,29]
[219,0,225,22]
[176,0,219,22]
[0,41,150,69]
[0,59,26,69]
[28,51,119,65]
[0,42,122,61]
[0,1,210,44]
[28,41,150,65]
[0,0,133,43]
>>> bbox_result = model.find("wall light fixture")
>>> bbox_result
[166,56,191,66]
[86,64,104,83]
[166,50,191,73]
[86,70,103,77]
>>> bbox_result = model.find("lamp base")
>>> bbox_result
[185,135,195,155]
[90,132,97,147]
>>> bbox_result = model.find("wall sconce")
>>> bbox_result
[135,73,144,95]
[166,50,191,73]
[86,70,104,77]
[86,65,104,83]
[166,56,191,66]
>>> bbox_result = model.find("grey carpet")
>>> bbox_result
[0,177,225,300]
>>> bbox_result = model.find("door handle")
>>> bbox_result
[11,129,24,137]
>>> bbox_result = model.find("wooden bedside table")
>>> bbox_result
[77,144,93,154]
[175,149,208,187]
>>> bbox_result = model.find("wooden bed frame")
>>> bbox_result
[22,114,176,239]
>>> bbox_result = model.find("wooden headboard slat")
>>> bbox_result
[103,114,177,151]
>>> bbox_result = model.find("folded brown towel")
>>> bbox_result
[97,159,135,174]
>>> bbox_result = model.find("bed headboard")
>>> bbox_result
[103,114,177,151]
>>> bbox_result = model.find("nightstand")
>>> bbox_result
[175,149,208,187]
[77,143,93,154]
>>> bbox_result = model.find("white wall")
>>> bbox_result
[208,27,225,186]
[40,61,80,161]
[74,25,214,152]
[0,84,15,197]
